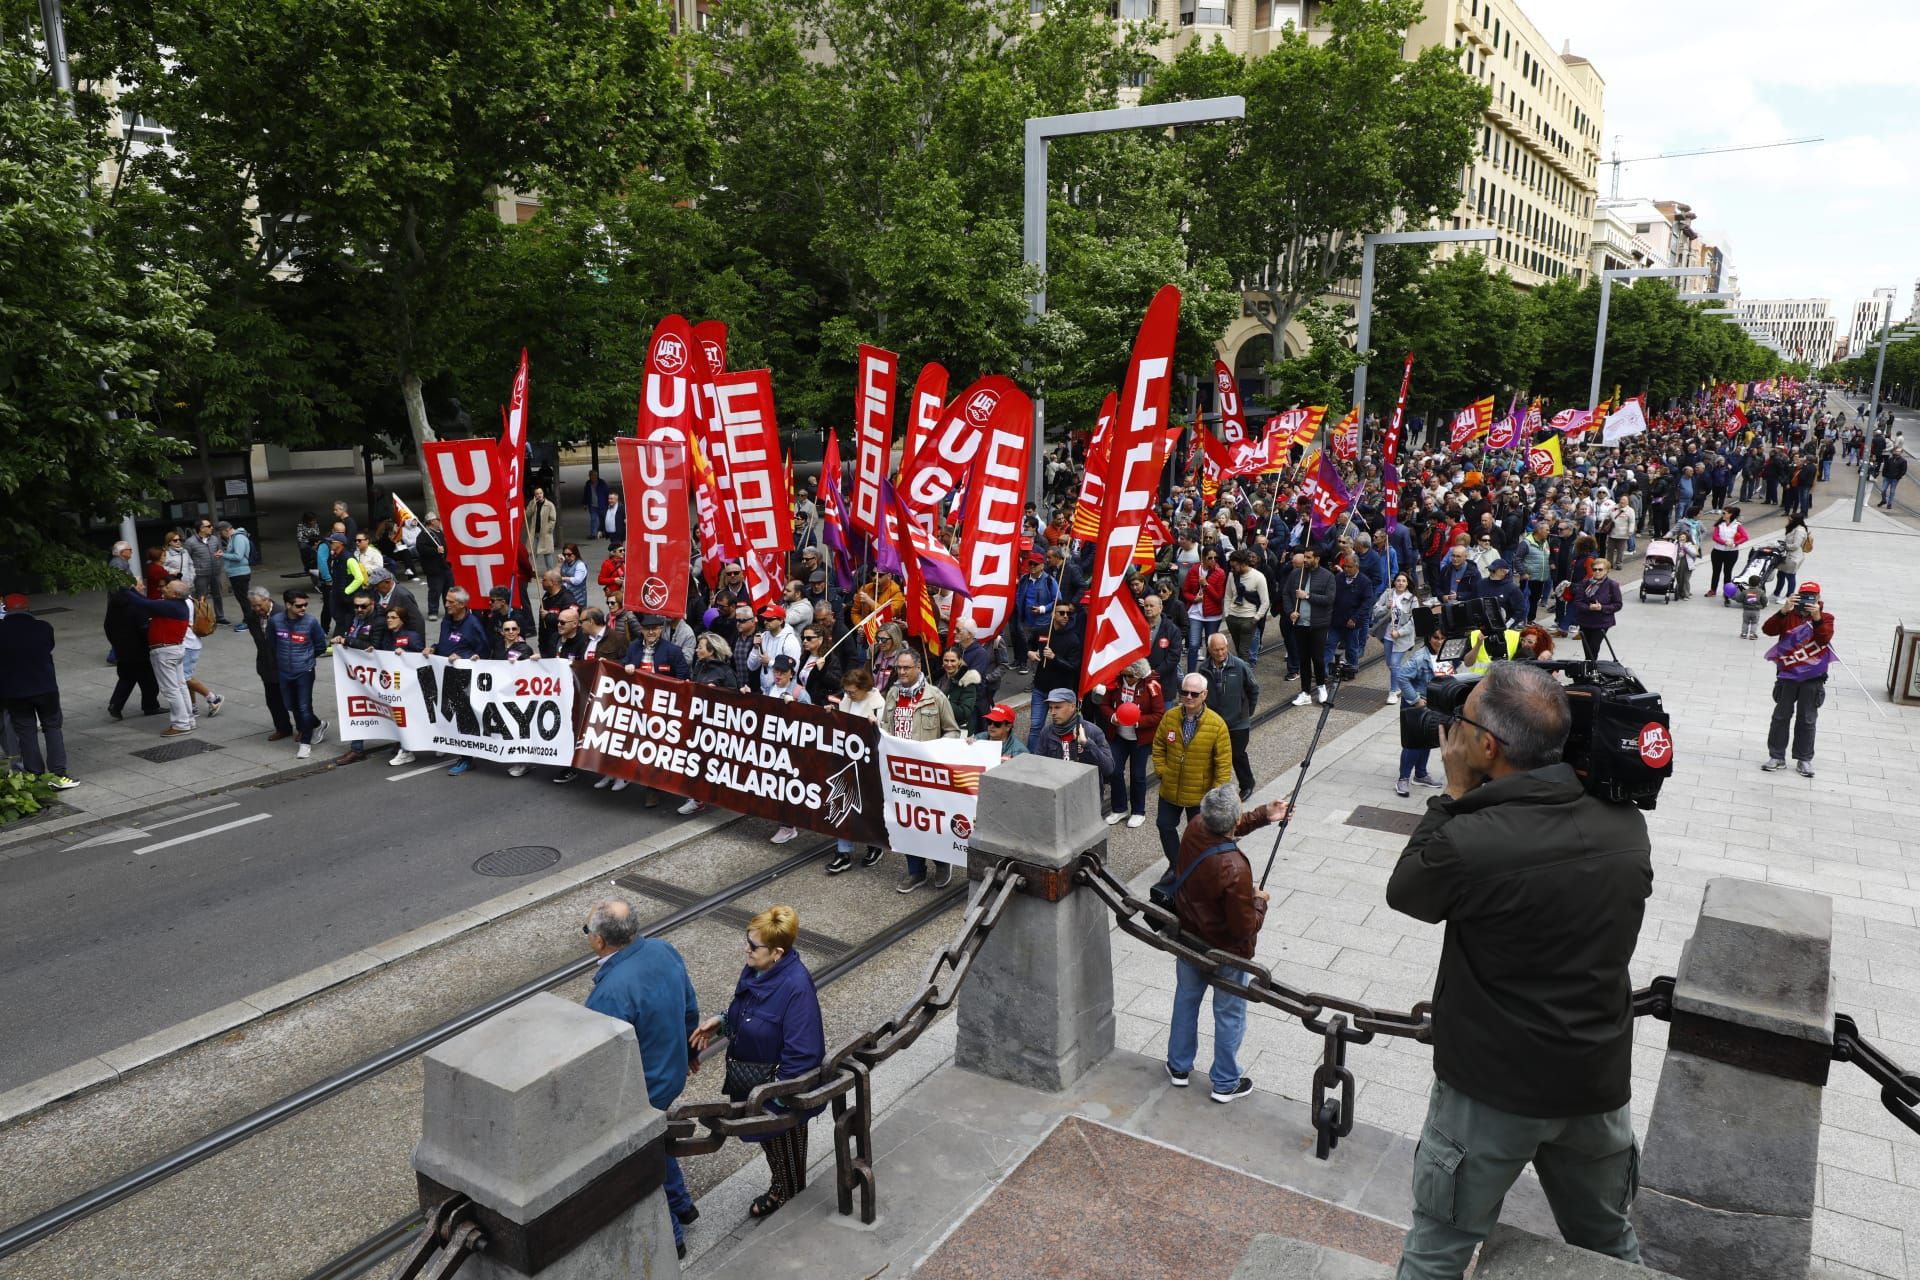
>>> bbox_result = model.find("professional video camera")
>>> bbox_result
[1437,597,1509,661]
[1410,660,1672,809]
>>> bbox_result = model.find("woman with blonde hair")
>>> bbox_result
[690,905,824,1222]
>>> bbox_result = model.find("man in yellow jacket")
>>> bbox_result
[1150,672,1233,865]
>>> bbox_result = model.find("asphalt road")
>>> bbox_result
[0,759,682,1093]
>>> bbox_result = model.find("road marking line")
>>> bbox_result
[69,802,245,849]
[386,764,445,783]
[140,802,241,833]
[135,813,272,855]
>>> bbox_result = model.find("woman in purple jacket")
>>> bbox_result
[1576,558,1623,661]
[690,905,825,1221]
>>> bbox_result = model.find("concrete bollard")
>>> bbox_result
[1634,877,1834,1280]
[954,753,1116,1092]
[412,992,679,1279]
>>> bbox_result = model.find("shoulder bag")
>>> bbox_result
[1148,839,1238,932]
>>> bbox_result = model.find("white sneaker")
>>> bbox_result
[1104,813,1125,826]
[508,764,529,777]
[390,750,416,766]
[312,719,328,745]
[772,826,799,844]
[1126,814,1147,829]
[593,775,616,789]
[1291,692,1312,707]
[610,779,629,792]
[1315,686,1328,704]
[296,743,312,760]
[1386,691,1401,705]
[678,798,704,815]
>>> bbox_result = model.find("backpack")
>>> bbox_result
[191,594,217,637]
[1148,839,1237,932]
[242,530,261,567]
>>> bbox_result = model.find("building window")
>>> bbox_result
[1254,0,1275,27]
[120,109,170,147]
[1181,0,1229,24]
[1112,0,1153,17]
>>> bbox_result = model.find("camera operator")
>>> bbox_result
[1759,581,1834,778]
[1386,663,1653,1278]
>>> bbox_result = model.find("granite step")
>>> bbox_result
[1231,1234,1395,1280]
[1473,1223,1679,1278]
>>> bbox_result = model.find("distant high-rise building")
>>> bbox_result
[1737,299,1836,368]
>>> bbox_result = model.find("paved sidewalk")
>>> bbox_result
[1105,490,1920,1279]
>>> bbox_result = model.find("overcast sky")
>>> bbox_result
[1520,0,1918,322]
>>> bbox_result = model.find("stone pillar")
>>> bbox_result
[412,992,679,1279]
[955,753,1116,1091]
[1634,877,1833,1280]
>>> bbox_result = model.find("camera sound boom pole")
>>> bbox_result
[1257,657,1354,891]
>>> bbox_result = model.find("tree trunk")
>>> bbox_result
[401,370,438,518]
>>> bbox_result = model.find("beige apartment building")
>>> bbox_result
[1106,0,1605,382]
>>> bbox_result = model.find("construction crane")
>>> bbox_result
[1604,136,1824,198]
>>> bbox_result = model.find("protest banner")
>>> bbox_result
[712,370,791,607]
[1214,360,1247,444]
[693,320,727,377]
[636,315,703,451]
[333,649,574,765]
[899,362,949,476]
[616,437,691,617]
[572,662,889,845]
[1601,397,1648,446]
[1070,392,1118,540]
[422,439,515,600]
[951,386,1032,642]
[878,735,999,867]
[896,375,1021,522]
[1330,407,1360,462]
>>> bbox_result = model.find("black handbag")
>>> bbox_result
[723,1054,780,1102]
[1147,839,1237,933]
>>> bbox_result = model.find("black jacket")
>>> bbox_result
[0,613,57,698]
[1195,653,1259,731]
[1387,764,1652,1117]
[1278,565,1335,628]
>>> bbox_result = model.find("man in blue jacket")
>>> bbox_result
[272,588,330,759]
[1325,551,1372,675]
[582,899,700,1257]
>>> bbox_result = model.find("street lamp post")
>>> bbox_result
[1854,287,1918,522]
[1023,96,1245,503]
[1589,266,1709,418]
[1349,227,1498,456]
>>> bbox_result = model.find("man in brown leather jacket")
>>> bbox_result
[1165,785,1288,1103]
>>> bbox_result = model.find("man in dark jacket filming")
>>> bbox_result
[1387,662,1653,1278]
[1165,785,1288,1104]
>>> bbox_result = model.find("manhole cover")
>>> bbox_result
[131,740,225,763]
[474,845,562,877]
[1345,804,1423,837]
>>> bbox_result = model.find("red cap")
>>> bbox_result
[2,593,28,611]
[758,603,786,621]
[983,703,1016,725]
[1798,581,1820,596]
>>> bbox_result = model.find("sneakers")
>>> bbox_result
[312,719,329,745]
[46,776,79,791]
[1166,1063,1190,1088]
[551,768,577,783]
[390,750,416,766]
[1395,778,1410,797]
[677,798,704,815]
[1412,773,1442,788]
[1291,692,1312,707]
[1386,691,1401,705]
[195,693,219,716]
[772,826,799,844]
[508,764,529,777]
[1126,814,1147,829]
[1315,685,1328,705]
[334,749,368,765]
[447,758,472,776]
[296,743,312,760]
[825,852,853,875]
[861,846,885,868]
[1104,812,1126,827]
[1761,758,1788,772]
[593,775,616,789]
[896,872,927,895]
[610,779,629,792]
[1796,760,1815,778]
[232,623,247,633]
[1210,1077,1255,1104]
[932,864,954,889]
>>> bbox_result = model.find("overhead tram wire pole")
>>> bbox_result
[1022,96,1245,504]
[1854,287,1920,522]
[1588,266,1709,422]
[1350,228,1497,455]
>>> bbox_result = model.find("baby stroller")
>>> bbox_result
[1726,541,1783,606]
[1639,540,1677,603]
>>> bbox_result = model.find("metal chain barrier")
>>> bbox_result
[388,1196,484,1280]
[664,860,1024,1224]
[1833,1014,1920,1139]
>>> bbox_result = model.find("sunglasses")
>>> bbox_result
[1179,690,1207,699]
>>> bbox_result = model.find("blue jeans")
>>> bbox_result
[1025,688,1048,753]
[1248,619,1264,664]
[1385,646,1409,699]
[1398,747,1432,780]
[1773,570,1797,599]
[1819,459,1832,480]
[278,670,319,743]
[1187,616,1218,673]
[1325,623,1365,672]
[1168,960,1250,1095]
[1156,797,1198,864]
[664,1156,691,1245]
[1110,736,1148,817]
[1881,476,1901,506]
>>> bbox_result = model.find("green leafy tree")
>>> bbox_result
[1367,251,1536,422]
[0,36,206,586]
[1144,0,1488,355]
[1267,302,1362,412]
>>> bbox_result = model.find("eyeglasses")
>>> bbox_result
[354,604,373,611]
[1179,689,1207,699]
[745,937,770,953]
[1442,710,1508,746]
